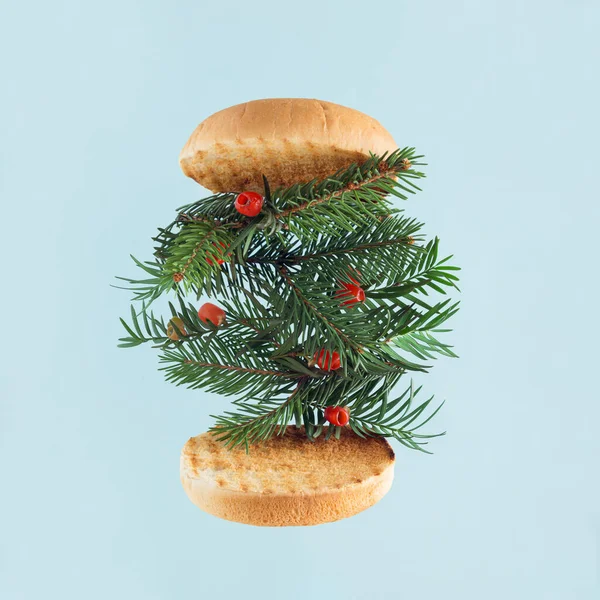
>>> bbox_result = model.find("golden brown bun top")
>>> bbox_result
[181,426,395,495]
[179,98,398,193]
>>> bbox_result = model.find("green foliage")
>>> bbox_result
[349,380,445,453]
[116,149,460,450]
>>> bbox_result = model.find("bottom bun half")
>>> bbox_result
[180,426,395,527]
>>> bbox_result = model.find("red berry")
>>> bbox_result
[198,302,226,327]
[324,406,339,425]
[324,406,350,426]
[206,241,228,266]
[336,281,366,306]
[235,191,264,217]
[314,349,341,371]
[336,270,366,307]
[337,407,350,426]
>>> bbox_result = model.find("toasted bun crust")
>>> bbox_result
[180,426,395,526]
[179,98,397,193]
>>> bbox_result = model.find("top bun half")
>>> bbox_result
[179,98,397,193]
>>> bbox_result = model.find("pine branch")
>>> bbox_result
[210,381,308,450]
[245,213,422,266]
[266,150,424,240]
[349,381,444,453]
[386,297,460,360]
[276,265,361,352]
[367,238,459,299]
[210,373,397,448]
[232,238,460,375]
[113,256,173,304]
[115,149,426,304]
[118,297,268,348]
[116,147,459,451]
[159,335,304,397]
[118,303,168,348]
[181,360,299,378]
[275,170,395,218]
[175,192,240,221]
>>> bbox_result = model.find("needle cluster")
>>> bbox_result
[117,149,460,451]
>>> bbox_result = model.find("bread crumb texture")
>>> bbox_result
[180,426,395,526]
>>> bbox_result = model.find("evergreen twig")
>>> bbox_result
[116,148,460,450]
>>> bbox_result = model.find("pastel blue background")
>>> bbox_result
[1,1,598,598]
